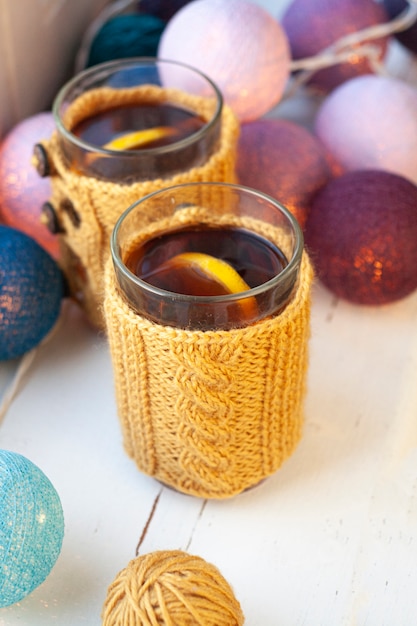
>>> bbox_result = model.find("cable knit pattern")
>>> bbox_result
[104,251,313,499]
[40,85,240,327]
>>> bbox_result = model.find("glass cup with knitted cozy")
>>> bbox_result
[51,58,223,183]
[107,182,309,497]
[111,182,303,330]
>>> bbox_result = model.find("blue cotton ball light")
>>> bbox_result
[0,226,65,361]
[0,450,65,607]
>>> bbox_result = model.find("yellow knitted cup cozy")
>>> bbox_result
[36,86,240,328]
[104,245,313,499]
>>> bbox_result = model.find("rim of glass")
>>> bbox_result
[111,182,304,305]
[52,57,223,159]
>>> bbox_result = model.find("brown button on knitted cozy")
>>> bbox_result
[104,246,313,499]
[39,86,240,328]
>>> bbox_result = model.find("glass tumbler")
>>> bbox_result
[33,59,239,327]
[104,182,314,498]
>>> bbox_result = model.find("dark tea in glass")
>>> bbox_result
[122,225,288,329]
[52,59,223,182]
[112,183,304,330]
[72,102,207,151]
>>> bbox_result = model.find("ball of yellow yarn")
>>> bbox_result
[102,550,245,626]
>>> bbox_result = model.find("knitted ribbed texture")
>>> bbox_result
[101,550,245,626]
[42,86,240,327]
[104,250,313,499]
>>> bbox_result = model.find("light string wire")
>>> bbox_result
[0,308,65,426]
[285,0,417,94]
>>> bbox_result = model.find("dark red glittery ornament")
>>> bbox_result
[281,0,390,92]
[304,169,417,305]
[236,118,332,228]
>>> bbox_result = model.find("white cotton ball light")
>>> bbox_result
[158,0,291,122]
[314,75,417,185]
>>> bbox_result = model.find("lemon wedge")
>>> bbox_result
[103,126,176,150]
[169,252,259,319]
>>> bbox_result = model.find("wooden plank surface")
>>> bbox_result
[1,280,417,625]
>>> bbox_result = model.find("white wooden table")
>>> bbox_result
[2,2,417,624]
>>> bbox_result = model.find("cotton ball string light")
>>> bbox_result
[314,74,417,185]
[101,550,245,626]
[85,14,165,68]
[281,0,390,92]
[158,0,291,122]
[138,0,193,22]
[237,118,333,228]
[304,170,417,305]
[0,449,64,608]
[383,0,417,54]
[0,112,59,259]
[0,226,64,361]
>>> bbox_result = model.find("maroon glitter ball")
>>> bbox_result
[281,0,390,92]
[304,169,417,305]
[236,118,332,228]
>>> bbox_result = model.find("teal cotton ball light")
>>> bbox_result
[0,450,65,607]
[86,14,165,68]
[0,225,65,361]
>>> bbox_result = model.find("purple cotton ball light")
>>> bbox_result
[281,0,390,92]
[314,74,417,185]
[304,170,417,305]
[237,118,333,228]
[137,0,193,22]
[158,0,291,121]
[0,112,59,259]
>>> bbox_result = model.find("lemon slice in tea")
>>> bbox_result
[163,252,259,320]
[103,126,177,150]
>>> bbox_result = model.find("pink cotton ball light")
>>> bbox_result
[0,112,59,259]
[304,170,417,305]
[237,118,333,228]
[158,0,291,122]
[314,74,417,186]
[281,0,390,92]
